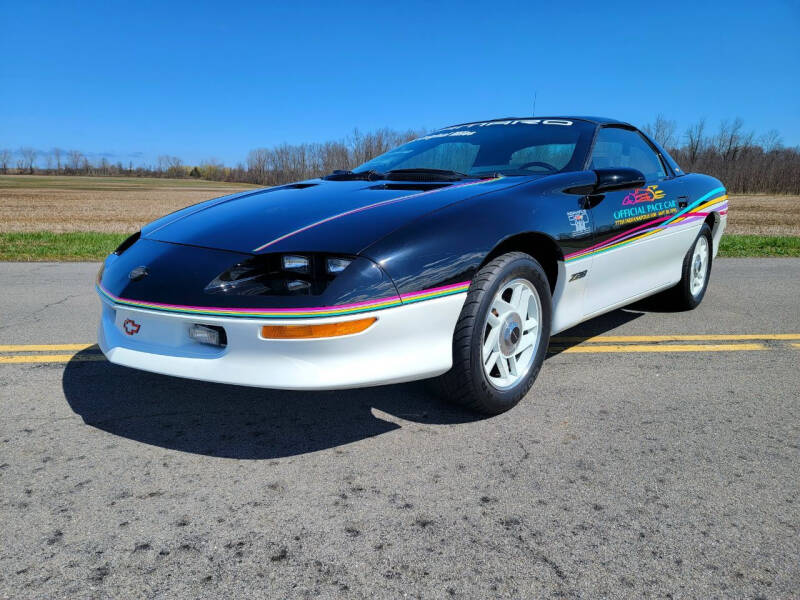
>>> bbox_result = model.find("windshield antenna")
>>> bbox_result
[532,91,537,117]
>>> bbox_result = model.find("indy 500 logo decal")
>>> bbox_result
[567,209,589,237]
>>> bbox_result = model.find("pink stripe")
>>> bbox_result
[253,178,499,252]
[400,281,470,300]
[565,198,729,261]
[566,215,671,259]
[99,279,470,315]
[101,281,399,313]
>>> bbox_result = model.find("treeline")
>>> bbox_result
[3,119,799,193]
[643,116,800,194]
[0,128,422,185]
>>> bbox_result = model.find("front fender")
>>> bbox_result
[362,172,596,295]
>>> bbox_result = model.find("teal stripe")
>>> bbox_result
[401,287,469,305]
[96,284,469,319]
[664,186,726,225]
[566,186,727,262]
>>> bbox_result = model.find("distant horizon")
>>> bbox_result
[3,113,798,171]
[2,0,798,166]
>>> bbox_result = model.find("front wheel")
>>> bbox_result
[433,252,552,415]
[660,223,713,310]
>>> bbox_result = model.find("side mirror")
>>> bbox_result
[593,168,646,193]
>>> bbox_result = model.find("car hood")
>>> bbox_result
[143,177,519,255]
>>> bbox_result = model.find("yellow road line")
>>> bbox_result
[0,343,95,352]
[552,334,800,343]
[0,353,105,364]
[550,343,767,354]
[0,337,789,365]
[792,343,800,349]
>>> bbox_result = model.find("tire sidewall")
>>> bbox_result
[468,256,552,408]
[684,224,713,306]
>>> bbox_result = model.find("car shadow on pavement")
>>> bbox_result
[62,355,483,460]
[62,306,646,460]
[547,305,645,355]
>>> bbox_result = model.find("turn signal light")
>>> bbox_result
[261,317,377,339]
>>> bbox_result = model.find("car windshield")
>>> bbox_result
[354,119,594,178]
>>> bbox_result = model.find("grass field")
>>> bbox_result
[2,231,797,261]
[0,175,257,234]
[0,232,128,261]
[0,175,798,260]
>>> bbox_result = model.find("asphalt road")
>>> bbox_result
[1,259,798,599]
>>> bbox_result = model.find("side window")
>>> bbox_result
[509,144,575,171]
[590,127,666,181]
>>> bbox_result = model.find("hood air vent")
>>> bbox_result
[281,183,318,190]
[368,183,451,192]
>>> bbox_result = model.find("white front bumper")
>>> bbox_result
[98,293,466,390]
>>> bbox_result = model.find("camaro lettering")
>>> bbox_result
[438,119,572,131]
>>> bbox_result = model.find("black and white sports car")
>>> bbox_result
[97,116,727,414]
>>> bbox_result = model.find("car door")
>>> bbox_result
[582,126,688,315]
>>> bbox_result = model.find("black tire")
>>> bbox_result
[660,223,713,310]
[432,252,552,415]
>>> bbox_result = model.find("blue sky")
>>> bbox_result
[2,0,798,166]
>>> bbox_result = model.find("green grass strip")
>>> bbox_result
[0,232,128,261]
[718,234,800,257]
[1,231,798,261]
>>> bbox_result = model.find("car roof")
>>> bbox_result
[443,116,633,128]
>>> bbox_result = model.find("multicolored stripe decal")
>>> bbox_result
[252,177,502,252]
[565,187,728,263]
[96,280,471,319]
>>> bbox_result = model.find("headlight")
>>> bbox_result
[282,255,309,273]
[205,253,356,297]
[326,257,351,274]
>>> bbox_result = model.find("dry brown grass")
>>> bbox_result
[0,176,257,234]
[724,195,800,236]
[1,176,797,236]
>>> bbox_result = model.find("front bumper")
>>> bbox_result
[97,293,466,390]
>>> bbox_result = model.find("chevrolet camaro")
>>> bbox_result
[97,117,728,414]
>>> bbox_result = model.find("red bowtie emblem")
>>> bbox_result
[123,319,141,335]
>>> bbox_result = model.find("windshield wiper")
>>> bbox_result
[383,168,473,182]
[324,169,385,181]
[384,168,502,181]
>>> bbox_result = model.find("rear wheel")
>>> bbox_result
[433,252,551,415]
[661,223,713,310]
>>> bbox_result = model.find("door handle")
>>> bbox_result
[677,195,689,209]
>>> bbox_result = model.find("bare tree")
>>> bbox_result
[165,156,184,178]
[67,149,84,172]
[713,117,751,161]
[643,115,678,150]
[0,149,11,174]
[684,118,707,165]
[246,148,270,184]
[19,147,37,174]
[52,147,63,173]
[759,129,782,152]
